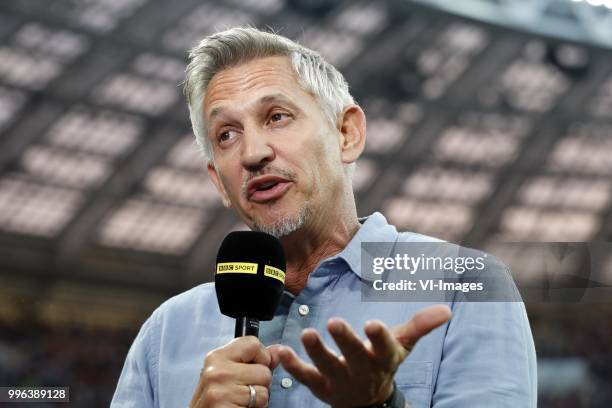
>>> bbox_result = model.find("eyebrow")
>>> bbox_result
[207,93,299,123]
[258,93,299,110]
[208,106,225,122]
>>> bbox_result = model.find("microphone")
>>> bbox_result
[215,231,286,338]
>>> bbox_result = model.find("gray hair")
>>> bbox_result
[183,26,356,165]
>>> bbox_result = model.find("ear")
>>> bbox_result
[207,162,232,208]
[337,105,366,164]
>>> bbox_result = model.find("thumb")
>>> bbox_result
[392,305,451,353]
[266,344,284,370]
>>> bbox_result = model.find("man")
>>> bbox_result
[112,27,537,407]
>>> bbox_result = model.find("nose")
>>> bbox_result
[240,126,275,170]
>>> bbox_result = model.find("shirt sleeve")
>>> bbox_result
[431,265,538,407]
[111,312,158,408]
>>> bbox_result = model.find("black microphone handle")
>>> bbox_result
[235,316,260,338]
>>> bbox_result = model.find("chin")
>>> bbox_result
[250,204,312,238]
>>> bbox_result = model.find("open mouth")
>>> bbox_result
[247,176,292,203]
[256,181,278,191]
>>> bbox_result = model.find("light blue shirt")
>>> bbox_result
[111,212,537,407]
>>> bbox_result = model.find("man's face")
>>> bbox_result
[203,56,346,237]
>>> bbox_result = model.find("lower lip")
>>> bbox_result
[250,182,292,203]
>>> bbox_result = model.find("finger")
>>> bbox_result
[364,320,400,366]
[202,360,272,389]
[199,383,241,407]
[392,305,452,352]
[327,318,370,370]
[201,383,267,407]
[241,384,269,408]
[277,345,327,395]
[266,344,283,370]
[225,336,271,366]
[231,362,273,388]
[301,328,345,377]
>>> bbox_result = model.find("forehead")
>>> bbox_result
[203,56,309,114]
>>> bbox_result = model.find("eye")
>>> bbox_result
[217,129,238,144]
[269,112,290,123]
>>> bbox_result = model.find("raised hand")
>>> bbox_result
[273,305,451,408]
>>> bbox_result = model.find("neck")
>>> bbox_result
[280,201,361,296]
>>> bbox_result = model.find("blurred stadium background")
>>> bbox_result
[0,0,611,406]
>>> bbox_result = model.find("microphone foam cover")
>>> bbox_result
[215,231,286,320]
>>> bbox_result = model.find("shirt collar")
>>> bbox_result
[324,212,399,281]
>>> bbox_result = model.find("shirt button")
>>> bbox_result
[281,377,293,389]
[298,304,310,316]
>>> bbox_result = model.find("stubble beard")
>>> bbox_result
[243,166,312,238]
[251,202,313,238]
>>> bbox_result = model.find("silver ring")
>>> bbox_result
[247,384,257,408]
